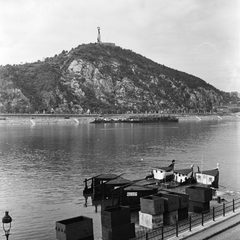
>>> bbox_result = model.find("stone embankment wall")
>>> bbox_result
[0,114,239,125]
[0,114,95,125]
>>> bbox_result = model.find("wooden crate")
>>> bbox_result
[189,200,210,213]
[56,216,93,240]
[163,210,178,225]
[139,211,164,229]
[178,207,188,221]
[140,195,165,215]
[102,222,135,240]
[163,191,189,209]
[185,186,212,203]
[101,206,131,228]
[153,192,179,212]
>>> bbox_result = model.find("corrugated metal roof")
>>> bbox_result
[174,168,192,175]
[201,168,219,177]
[123,185,155,191]
[152,166,173,171]
[106,178,132,185]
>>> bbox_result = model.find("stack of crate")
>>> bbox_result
[154,192,180,225]
[139,195,165,229]
[101,206,135,240]
[55,216,94,240]
[162,191,189,221]
[186,186,212,213]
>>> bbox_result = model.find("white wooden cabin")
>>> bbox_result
[174,166,193,183]
[152,168,174,180]
[195,164,219,188]
[152,160,175,180]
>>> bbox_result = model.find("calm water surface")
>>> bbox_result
[0,119,240,239]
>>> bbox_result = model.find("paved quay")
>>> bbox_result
[171,210,240,240]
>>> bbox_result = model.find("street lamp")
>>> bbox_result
[2,211,12,240]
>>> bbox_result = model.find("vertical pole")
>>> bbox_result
[120,187,123,205]
[145,232,148,240]
[213,207,215,221]
[102,181,105,200]
[92,179,95,198]
[189,216,192,232]
[176,221,178,237]
[162,226,164,239]
[93,178,96,200]
[111,192,114,206]
[233,199,235,212]
[202,212,204,226]
[223,203,225,217]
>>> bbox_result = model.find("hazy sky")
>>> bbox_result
[0,0,239,92]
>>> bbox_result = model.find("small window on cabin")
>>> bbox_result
[209,177,213,182]
[197,175,201,179]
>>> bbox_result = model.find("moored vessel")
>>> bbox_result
[83,161,220,210]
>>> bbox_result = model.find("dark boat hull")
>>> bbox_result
[90,116,179,123]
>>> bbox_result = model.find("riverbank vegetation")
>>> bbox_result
[0,44,239,115]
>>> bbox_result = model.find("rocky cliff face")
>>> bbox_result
[0,43,228,114]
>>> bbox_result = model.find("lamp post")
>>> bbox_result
[2,211,12,240]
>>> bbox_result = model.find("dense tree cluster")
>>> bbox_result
[0,44,237,114]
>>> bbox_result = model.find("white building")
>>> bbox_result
[174,166,193,183]
[196,164,219,188]
[152,160,175,180]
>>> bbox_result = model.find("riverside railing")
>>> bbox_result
[133,198,240,240]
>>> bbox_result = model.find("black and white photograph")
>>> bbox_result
[0,1,240,240]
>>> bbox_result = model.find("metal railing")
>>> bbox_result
[133,198,240,240]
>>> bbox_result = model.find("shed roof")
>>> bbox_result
[106,178,132,185]
[152,166,173,172]
[123,185,156,191]
[174,168,192,175]
[200,168,219,177]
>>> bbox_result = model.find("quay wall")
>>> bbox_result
[0,113,239,125]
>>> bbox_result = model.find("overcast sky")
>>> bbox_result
[0,0,239,92]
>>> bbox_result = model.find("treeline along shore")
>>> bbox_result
[0,113,239,125]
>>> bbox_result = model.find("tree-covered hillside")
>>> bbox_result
[0,43,237,114]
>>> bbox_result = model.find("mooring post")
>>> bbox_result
[233,199,235,212]
[213,207,215,221]
[202,212,204,226]
[223,203,225,217]
[189,216,192,232]
[84,178,88,189]
[145,232,148,240]
[176,221,178,237]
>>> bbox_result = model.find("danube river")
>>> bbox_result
[0,118,240,239]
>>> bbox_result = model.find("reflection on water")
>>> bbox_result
[0,120,239,239]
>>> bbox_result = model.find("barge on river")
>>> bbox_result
[83,161,219,210]
[90,115,179,123]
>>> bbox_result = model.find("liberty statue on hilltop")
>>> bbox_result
[97,27,101,44]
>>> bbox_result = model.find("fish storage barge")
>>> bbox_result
[83,161,220,211]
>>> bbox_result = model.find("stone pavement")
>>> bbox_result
[170,210,240,240]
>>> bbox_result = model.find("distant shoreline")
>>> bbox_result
[0,113,239,125]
